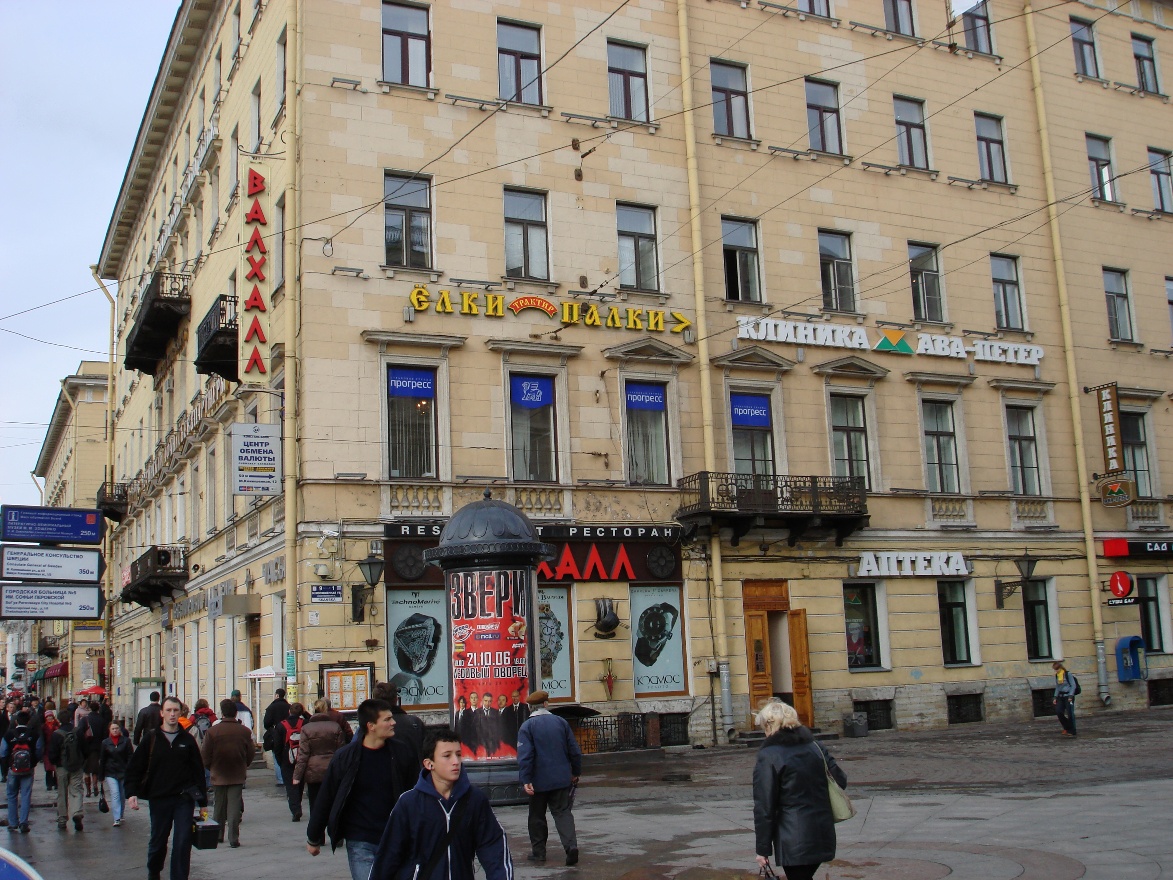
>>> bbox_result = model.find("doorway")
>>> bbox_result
[743,580,813,727]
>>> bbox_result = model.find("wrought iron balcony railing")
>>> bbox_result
[123,271,191,375]
[96,481,129,523]
[194,295,239,382]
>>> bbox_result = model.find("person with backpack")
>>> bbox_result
[1,711,42,833]
[190,699,217,791]
[278,701,309,821]
[134,692,163,746]
[262,688,291,787]
[200,699,255,848]
[99,720,132,827]
[1053,661,1080,737]
[47,708,86,831]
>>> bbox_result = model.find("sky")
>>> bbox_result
[0,3,180,507]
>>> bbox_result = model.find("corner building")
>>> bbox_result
[96,0,1173,738]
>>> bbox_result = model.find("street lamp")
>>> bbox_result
[996,550,1040,609]
[357,553,384,588]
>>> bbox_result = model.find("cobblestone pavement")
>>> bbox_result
[5,710,1172,879]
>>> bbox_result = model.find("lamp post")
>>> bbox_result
[995,550,1040,609]
[357,554,384,588]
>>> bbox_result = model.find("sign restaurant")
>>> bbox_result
[239,166,272,380]
[1088,382,1125,477]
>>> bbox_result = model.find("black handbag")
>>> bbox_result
[98,784,109,813]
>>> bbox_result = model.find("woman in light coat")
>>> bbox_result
[752,700,847,880]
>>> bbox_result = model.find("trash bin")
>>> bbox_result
[842,712,869,738]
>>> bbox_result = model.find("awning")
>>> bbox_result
[45,662,68,679]
[244,665,279,679]
[31,669,45,682]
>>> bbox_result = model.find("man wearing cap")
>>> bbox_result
[516,690,582,866]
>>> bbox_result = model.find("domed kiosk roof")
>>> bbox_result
[423,490,554,566]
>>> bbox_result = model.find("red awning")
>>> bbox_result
[44,662,68,679]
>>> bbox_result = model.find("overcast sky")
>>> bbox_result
[0,3,180,507]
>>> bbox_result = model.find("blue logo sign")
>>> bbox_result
[510,376,553,409]
[1,506,104,545]
[625,383,666,411]
[310,584,344,604]
[388,367,435,399]
[730,394,772,428]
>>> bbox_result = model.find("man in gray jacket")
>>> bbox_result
[516,690,582,866]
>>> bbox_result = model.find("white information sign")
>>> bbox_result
[0,545,102,583]
[230,422,282,496]
[0,583,104,619]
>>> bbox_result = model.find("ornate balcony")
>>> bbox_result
[96,481,129,523]
[194,295,239,382]
[123,272,191,375]
[676,472,868,546]
[120,545,188,608]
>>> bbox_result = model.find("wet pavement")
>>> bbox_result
[7,709,1173,879]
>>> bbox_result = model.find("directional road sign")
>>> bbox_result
[0,545,103,583]
[0,506,104,545]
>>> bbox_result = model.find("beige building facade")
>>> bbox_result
[93,0,1173,738]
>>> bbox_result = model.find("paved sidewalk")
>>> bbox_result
[4,709,1171,879]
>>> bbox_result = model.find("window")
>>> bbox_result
[384,173,432,269]
[1104,268,1133,341]
[975,113,1007,183]
[830,395,869,488]
[798,0,830,15]
[498,22,542,104]
[213,49,222,102]
[509,374,557,481]
[608,42,648,121]
[228,127,239,197]
[806,79,842,154]
[206,445,217,531]
[1121,411,1152,497]
[992,254,1024,330]
[1167,278,1173,343]
[962,1,992,54]
[275,30,287,110]
[1022,580,1053,660]
[711,62,750,138]
[909,243,943,322]
[1150,149,1172,212]
[1086,135,1115,201]
[843,583,882,669]
[1134,35,1159,92]
[894,97,927,169]
[938,581,972,665]
[387,366,437,479]
[504,190,548,280]
[250,80,261,151]
[722,218,760,302]
[273,196,285,287]
[383,2,429,87]
[923,400,960,493]
[884,0,915,35]
[625,382,670,485]
[819,231,855,311]
[1071,18,1099,77]
[1006,405,1041,495]
[731,393,775,478]
[1138,577,1166,653]
[617,205,658,291]
[232,2,242,53]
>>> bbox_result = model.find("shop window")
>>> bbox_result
[509,374,557,482]
[731,393,775,479]
[946,693,983,724]
[387,367,437,479]
[852,699,894,730]
[843,582,883,669]
[624,381,670,486]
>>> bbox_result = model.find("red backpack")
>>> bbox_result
[281,718,303,765]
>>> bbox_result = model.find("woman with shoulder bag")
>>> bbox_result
[99,721,133,827]
[752,701,848,880]
[292,699,346,811]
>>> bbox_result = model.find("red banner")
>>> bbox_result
[447,568,533,761]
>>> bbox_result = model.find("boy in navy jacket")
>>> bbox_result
[370,729,513,880]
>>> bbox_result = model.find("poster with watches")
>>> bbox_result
[630,585,686,696]
[537,586,573,700]
[448,567,535,761]
[386,589,448,708]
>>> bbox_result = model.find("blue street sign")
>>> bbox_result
[310,584,344,604]
[0,847,44,880]
[0,506,104,545]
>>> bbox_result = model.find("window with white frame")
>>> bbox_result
[617,204,658,291]
[275,29,287,110]
[1104,268,1133,341]
[1071,18,1099,78]
[383,2,430,87]
[731,393,775,479]
[498,21,542,104]
[273,196,285,287]
[1086,134,1115,201]
[975,113,1008,183]
[844,582,887,669]
[387,366,438,479]
[250,80,262,151]
[1138,576,1170,653]
[923,399,960,493]
[608,42,649,122]
[711,62,751,138]
[938,579,978,665]
[509,374,557,482]
[504,189,548,280]
[909,242,943,322]
[992,254,1023,330]
[624,382,670,486]
[1022,579,1056,660]
[884,0,915,35]
[722,217,760,302]
[894,96,928,169]
[206,445,217,532]
[385,173,432,269]
[963,1,992,54]
[1121,411,1152,497]
[1006,405,1041,496]
[819,230,855,311]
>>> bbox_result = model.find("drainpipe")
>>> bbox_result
[1023,3,1110,704]
[283,0,303,701]
[676,0,735,737]
[91,267,118,706]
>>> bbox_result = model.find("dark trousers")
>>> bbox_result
[527,786,577,855]
[147,794,196,880]
[1056,696,1077,735]
[780,865,821,880]
[306,781,322,812]
[280,761,304,817]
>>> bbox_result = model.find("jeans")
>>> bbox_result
[106,776,126,821]
[274,761,284,785]
[212,783,244,845]
[56,768,85,823]
[347,839,379,880]
[6,773,33,827]
[1056,696,1077,735]
[527,786,578,855]
[147,794,196,880]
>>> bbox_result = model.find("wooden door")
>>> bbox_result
[788,608,813,727]
[744,610,774,716]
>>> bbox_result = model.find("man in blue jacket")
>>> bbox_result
[516,690,582,866]
[370,728,512,880]
[305,698,417,880]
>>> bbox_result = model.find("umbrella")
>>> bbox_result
[75,686,107,697]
